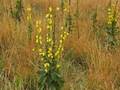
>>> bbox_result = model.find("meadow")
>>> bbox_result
[0,0,120,90]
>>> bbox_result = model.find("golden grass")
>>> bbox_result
[0,0,120,90]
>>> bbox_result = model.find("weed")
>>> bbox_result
[105,0,119,51]
[32,7,69,90]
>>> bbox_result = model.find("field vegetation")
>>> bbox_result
[0,0,120,90]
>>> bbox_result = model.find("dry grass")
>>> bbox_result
[0,0,120,90]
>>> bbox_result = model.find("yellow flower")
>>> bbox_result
[49,7,52,12]
[51,55,53,59]
[60,34,63,38]
[48,54,51,57]
[61,26,64,30]
[56,64,61,69]
[48,19,52,24]
[41,58,44,61]
[27,7,31,11]
[108,8,111,12]
[39,52,45,56]
[32,48,35,52]
[63,8,68,12]
[47,25,50,29]
[36,20,41,28]
[46,14,50,18]
[44,63,50,68]
[39,36,42,40]
[50,14,53,18]
[45,69,48,73]
[56,7,60,11]
[27,15,32,21]
[60,40,63,43]
[38,28,42,32]
[48,47,52,51]
[55,51,59,56]
[36,35,39,38]
[39,49,42,52]
[47,38,52,42]
[36,39,39,43]
[62,36,65,40]
[39,41,42,44]
[108,21,112,25]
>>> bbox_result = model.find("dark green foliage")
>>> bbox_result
[39,69,64,90]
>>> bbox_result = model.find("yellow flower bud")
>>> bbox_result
[56,7,60,11]
[56,64,61,69]
[36,39,39,43]
[27,7,31,11]
[44,63,50,68]
[32,48,35,52]
[45,69,48,73]
[46,14,49,18]
[49,7,52,12]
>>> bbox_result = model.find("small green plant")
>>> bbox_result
[105,0,119,51]
[11,0,23,22]
[33,7,69,90]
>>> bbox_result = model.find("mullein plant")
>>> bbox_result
[105,0,119,51]
[11,0,23,22]
[33,7,69,90]
[26,7,33,42]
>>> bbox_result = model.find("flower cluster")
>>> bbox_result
[55,27,69,59]
[33,20,45,57]
[107,4,117,25]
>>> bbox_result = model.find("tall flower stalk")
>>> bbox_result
[33,7,69,90]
